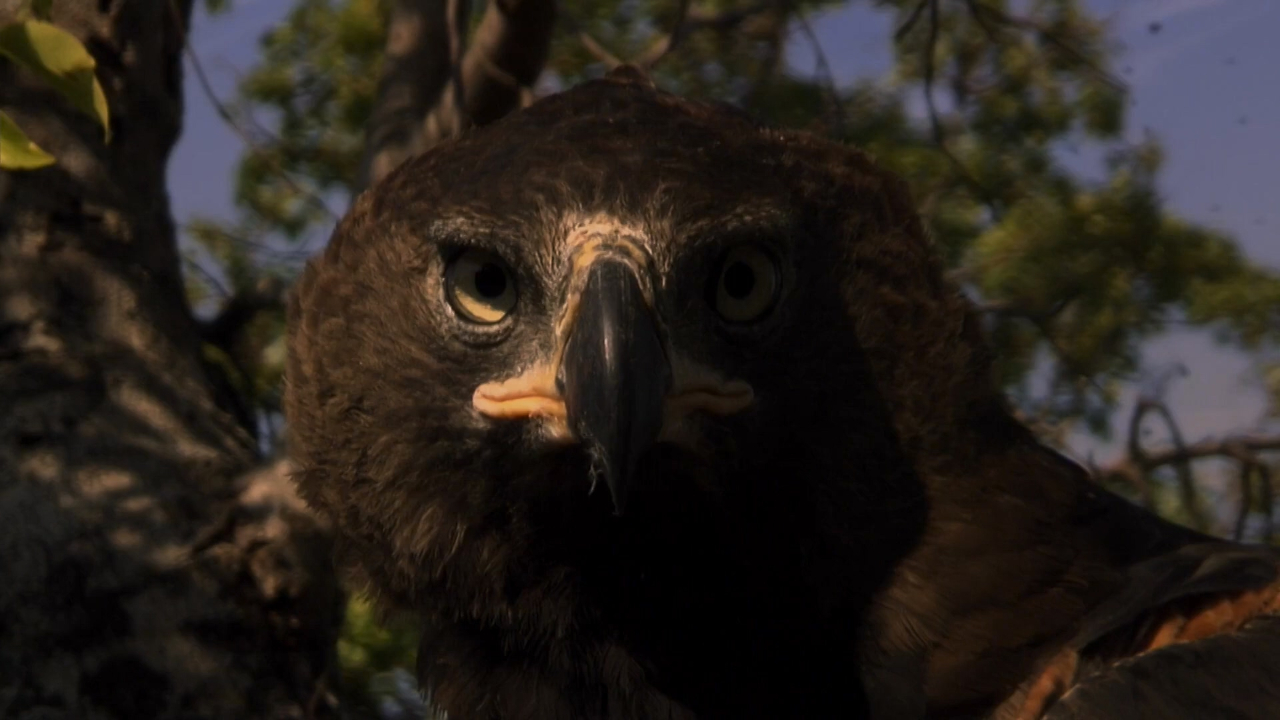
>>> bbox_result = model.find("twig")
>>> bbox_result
[965,1,1127,94]
[183,257,232,300]
[169,0,339,222]
[913,0,1003,216]
[1145,400,1205,529]
[895,0,931,41]
[793,10,846,136]
[182,223,315,262]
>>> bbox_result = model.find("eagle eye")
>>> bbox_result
[445,249,517,324]
[711,244,780,323]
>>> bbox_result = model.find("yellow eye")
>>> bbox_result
[712,245,781,323]
[445,249,517,324]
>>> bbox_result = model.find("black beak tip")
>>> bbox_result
[560,256,670,518]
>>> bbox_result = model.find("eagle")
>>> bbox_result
[285,67,1280,719]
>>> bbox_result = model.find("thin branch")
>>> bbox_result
[170,0,339,222]
[183,223,315,262]
[966,1,1126,94]
[1098,418,1280,517]
[895,0,930,41]
[1145,400,1205,529]
[912,0,1002,216]
[183,257,232,300]
[793,10,846,136]
[1129,435,1280,469]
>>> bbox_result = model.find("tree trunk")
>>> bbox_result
[0,2,341,718]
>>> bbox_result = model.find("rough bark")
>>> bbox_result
[0,2,341,718]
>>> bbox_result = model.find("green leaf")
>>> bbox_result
[0,19,110,141]
[0,109,55,169]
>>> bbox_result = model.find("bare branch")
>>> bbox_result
[1099,414,1280,523]
[1145,400,1205,529]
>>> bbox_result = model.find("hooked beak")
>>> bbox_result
[558,257,671,515]
[471,229,755,516]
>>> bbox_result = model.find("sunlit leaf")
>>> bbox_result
[0,19,111,140]
[0,109,55,169]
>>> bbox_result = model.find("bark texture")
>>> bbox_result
[0,2,341,718]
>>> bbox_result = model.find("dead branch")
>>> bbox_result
[1099,392,1280,532]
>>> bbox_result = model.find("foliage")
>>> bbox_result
[336,594,423,717]
[185,0,1280,709]
[0,11,109,169]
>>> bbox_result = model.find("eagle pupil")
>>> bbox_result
[723,262,755,299]
[474,264,507,298]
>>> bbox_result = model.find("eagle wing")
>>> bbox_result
[1045,615,1280,719]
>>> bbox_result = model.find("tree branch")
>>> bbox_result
[964,0,1126,94]
[1098,392,1280,532]
[358,0,458,192]
[422,0,557,144]
[360,0,556,191]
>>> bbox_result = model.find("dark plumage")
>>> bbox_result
[285,67,1280,719]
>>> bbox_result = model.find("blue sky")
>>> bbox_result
[169,0,1279,468]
